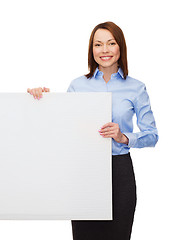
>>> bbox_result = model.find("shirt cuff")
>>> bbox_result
[123,132,137,148]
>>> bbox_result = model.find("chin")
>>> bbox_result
[100,63,116,68]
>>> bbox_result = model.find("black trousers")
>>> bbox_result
[71,153,137,240]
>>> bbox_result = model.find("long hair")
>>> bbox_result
[85,21,128,79]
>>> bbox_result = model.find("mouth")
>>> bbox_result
[100,56,113,61]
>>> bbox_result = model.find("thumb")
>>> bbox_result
[43,87,50,92]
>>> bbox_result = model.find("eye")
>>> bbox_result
[109,42,116,45]
[94,43,101,47]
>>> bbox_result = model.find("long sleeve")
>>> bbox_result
[123,84,159,148]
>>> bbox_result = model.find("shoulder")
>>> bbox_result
[127,75,147,94]
[125,75,145,88]
[70,75,88,85]
[67,75,88,92]
[123,75,148,102]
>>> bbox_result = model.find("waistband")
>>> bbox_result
[112,152,131,160]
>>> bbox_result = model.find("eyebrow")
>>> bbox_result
[94,39,115,43]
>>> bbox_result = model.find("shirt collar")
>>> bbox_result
[93,67,124,79]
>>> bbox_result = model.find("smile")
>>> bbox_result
[100,56,113,61]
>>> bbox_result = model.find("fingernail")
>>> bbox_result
[38,97,40,100]
[34,96,36,99]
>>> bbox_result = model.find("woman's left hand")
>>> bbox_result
[98,122,129,145]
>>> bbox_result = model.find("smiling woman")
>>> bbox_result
[67,21,158,240]
[27,21,158,240]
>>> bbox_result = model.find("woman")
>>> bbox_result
[27,21,158,240]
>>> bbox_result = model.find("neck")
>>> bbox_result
[99,65,119,83]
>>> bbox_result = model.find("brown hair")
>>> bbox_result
[85,21,128,79]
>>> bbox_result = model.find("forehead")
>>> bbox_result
[93,29,115,42]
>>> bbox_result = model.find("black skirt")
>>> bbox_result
[71,153,137,240]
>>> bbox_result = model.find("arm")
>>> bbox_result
[123,84,159,148]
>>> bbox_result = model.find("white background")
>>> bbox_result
[0,0,179,239]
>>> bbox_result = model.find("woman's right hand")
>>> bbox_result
[27,87,50,100]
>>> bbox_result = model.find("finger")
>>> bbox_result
[28,88,33,95]
[100,130,115,136]
[43,87,50,92]
[35,89,39,98]
[35,88,43,99]
[101,122,114,129]
[99,126,115,133]
[32,89,39,99]
[101,133,114,138]
[38,88,43,98]
[27,88,31,94]
[31,89,36,98]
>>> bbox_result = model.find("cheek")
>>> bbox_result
[114,47,120,59]
[93,48,100,61]
[93,48,98,57]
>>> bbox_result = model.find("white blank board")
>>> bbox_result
[0,93,112,220]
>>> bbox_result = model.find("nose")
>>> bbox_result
[102,44,109,52]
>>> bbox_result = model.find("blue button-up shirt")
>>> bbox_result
[67,67,159,155]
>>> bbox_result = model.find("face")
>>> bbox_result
[93,29,120,71]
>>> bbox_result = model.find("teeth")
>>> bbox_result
[101,57,112,60]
